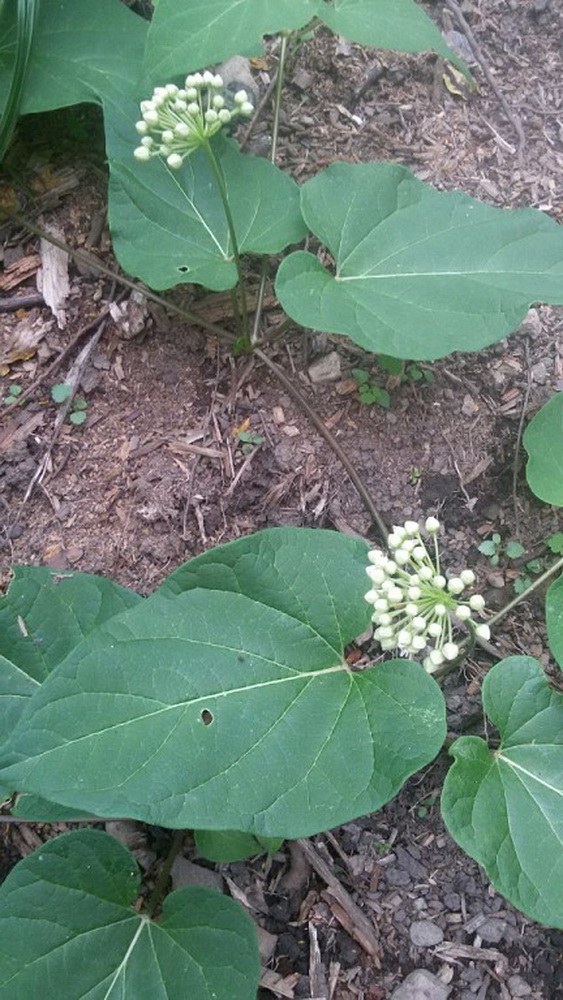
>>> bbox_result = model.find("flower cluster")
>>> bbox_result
[365,518,490,673]
[133,72,254,169]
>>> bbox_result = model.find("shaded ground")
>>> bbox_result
[1,1,563,997]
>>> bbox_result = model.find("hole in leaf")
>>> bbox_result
[201,709,213,726]
[178,265,189,273]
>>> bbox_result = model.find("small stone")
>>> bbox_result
[171,856,223,893]
[477,917,507,943]
[507,974,532,997]
[308,351,341,383]
[385,868,411,887]
[530,360,549,384]
[444,892,461,911]
[215,55,259,103]
[390,969,451,1000]
[461,393,479,417]
[409,919,445,947]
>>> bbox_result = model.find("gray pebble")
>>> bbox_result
[409,919,445,947]
[385,868,412,887]
[390,969,451,1000]
[444,892,461,911]
[507,974,532,997]
[477,917,507,943]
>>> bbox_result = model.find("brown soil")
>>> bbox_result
[1,2,563,998]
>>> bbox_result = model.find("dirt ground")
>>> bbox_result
[1,1,563,998]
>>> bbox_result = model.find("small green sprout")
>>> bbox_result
[351,368,390,409]
[1,383,23,405]
[478,534,524,567]
[50,383,88,426]
[237,430,263,455]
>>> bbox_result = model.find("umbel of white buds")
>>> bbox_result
[133,72,254,169]
[365,518,490,674]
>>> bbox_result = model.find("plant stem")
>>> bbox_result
[145,829,185,919]
[255,348,388,541]
[201,139,249,340]
[486,554,563,628]
[251,31,290,346]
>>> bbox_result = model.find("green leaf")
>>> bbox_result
[0,0,39,161]
[195,829,283,863]
[523,393,563,507]
[0,530,446,837]
[50,382,71,403]
[546,575,563,670]
[69,410,87,426]
[478,540,497,557]
[109,135,307,291]
[0,565,141,737]
[10,792,94,822]
[506,541,525,559]
[442,657,563,928]
[547,533,563,555]
[0,0,145,116]
[144,0,318,85]
[377,355,403,376]
[0,830,260,1000]
[351,368,370,384]
[275,163,563,361]
[317,0,460,65]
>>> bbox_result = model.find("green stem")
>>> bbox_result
[201,139,249,340]
[145,829,185,919]
[250,31,290,346]
[486,553,563,628]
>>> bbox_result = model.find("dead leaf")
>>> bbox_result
[36,228,70,329]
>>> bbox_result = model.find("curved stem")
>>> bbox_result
[486,554,563,628]
[201,139,249,340]
[255,348,388,541]
[250,31,290,346]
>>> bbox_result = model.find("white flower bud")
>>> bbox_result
[460,569,476,585]
[140,136,154,147]
[394,549,410,565]
[186,87,198,101]
[240,101,254,116]
[202,70,215,85]
[173,99,188,112]
[378,613,392,627]
[135,120,149,134]
[162,130,175,144]
[153,87,167,98]
[364,589,379,604]
[185,74,197,87]
[429,648,444,666]
[475,623,491,641]
[404,520,420,536]
[398,629,412,647]
[140,100,154,113]
[388,587,403,603]
[387,533,402,550]
[192,73,204,86]
[166,83,179,96]
[385,560,397,575]
[234,89,248,104]
[447,577,465,595]
[366,566,386,585]
[143,110,159,126]
[212,94,225,109]
[380,638,396,651]
[469,594,485,612]
[433,575,446,589]
[425,516,441,533]
[455,605,471,621]
[407,586,422,601]
[428,622,442,638]
[412,616,426,632]
[187,102,200,115]
[374,599,389,612]
[212,73,224,88]
[443,642,459,661]
[375,626,394,640]
[417,566,434,583]
[405,604,419,618]
[434,604,447,616]
[368,549,387,566]
[175,122,191,138]
[412,635,427,651]
[134,145,151,161]
[204,109,219,124]
[218,108,232,123]
[167,153,183,169]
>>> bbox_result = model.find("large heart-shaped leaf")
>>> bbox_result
[523,393,563,506]
[0,566,140,741]
[442,657,563,928]
[546,575,563,670]
[143,0,318,85]
[0,530,446,837]
[195,829,283,863]
[109,134,307,291]
[275,163,563,360]
[317,0,457,64]
[0,830,260,1000]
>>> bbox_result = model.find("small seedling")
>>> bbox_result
[478,534,524,567]
[513,558,543,595]
[1,383,23,406]
[546,533,563,555]
[378,354,435,385]
[351,368,390,409]
[50,383,88,426]
[237,430,263,455]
